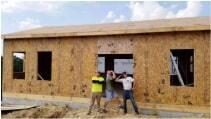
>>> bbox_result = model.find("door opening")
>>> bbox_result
[98,54,134,95]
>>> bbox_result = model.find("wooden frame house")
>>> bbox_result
[2,17,210,113]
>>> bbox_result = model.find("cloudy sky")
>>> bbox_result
[0,1,211,55]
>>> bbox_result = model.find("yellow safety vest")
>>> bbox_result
[91,76,104,93]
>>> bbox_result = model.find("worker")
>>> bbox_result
[103,70,122,113]
[115,72,139,115]
[87,71,105,115]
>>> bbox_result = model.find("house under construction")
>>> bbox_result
[2,17,210,113]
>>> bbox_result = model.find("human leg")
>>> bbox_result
[129,91,139,114]
[87,93,96,115]
[96,92,102,112]
[104,90,115,112]
[123,91,128,114]
[113,91,123,108]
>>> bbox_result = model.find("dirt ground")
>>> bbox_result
[2,104,158,118]
[2,103,210,118]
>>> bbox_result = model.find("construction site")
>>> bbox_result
[1,17,210,118]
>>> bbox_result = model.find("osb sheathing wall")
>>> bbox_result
[3,37,97,98]
[97,36,133,54]
[133,31,210,106]
[3,30,210,106]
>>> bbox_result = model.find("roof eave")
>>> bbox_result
[2,25,210,39]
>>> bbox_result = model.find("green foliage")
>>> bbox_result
[13,56,24,72]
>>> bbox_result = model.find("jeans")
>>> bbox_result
[123,90,139,114]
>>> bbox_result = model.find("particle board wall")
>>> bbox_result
[58,37,96,97]
[133,31,210,106]
[3,38,61,95]
[3,30,210,107]
[3,39,29,94]
[3,37,97,98]
[203,31,210,104]
[97,35,133,54]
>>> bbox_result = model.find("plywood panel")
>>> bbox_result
[57,37,96,98]
[171,31,205,106]
[134,31,210,106]
[71,39,84,97]
[57,38,75,97]
[203,31,210,105]
[133,34,149,103]
[3,39,30,93]
[3,30,210,108]
[2,38,62,96]
[3,41,13,92]
[79,37,97,97]
[97,35,133,54]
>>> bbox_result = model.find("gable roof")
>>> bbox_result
[2,16,210,39]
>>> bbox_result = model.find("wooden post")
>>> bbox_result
[170,52,185,86]
[37,73,45,80]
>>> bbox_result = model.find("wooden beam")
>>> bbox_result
[37,73,45,80]
[170,52,185,86]
[2,104,37,111]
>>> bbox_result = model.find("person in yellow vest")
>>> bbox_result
[87,71,105,115]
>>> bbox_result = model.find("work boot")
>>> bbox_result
[102,109,108,113]
[86,111,91,115]
[123,112,127,115]
[135,112,140,115]
[97,108,102,112]
[118,104,124,109]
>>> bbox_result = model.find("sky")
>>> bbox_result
[0,1,211,55]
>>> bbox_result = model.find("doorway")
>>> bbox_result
[98,54,134,95]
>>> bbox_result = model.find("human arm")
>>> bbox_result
[92,80,104,84]
[115,75,123,82]
[92,77,104,84]
[92,80,99,83]
[131,77,135,90]
[132,82,135,90]
[98,77,105,84]
[112,71,116,79]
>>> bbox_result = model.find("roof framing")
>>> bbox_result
[2,16,210,39]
